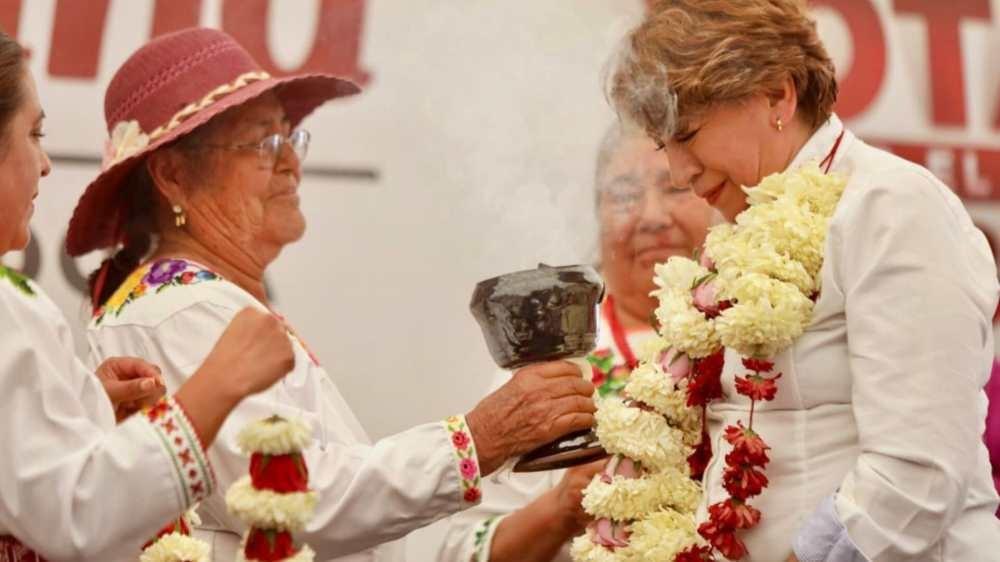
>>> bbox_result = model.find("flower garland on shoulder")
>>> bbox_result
[572,163,847,562]
[226,415,318,562]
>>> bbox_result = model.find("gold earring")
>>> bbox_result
[172,204,187,228]
[776,118,784,132]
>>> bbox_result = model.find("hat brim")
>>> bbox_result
[66,72,360,257]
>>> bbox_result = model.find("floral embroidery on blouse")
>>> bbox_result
[145,397,216,506]
[0,266,35,297]
[444,415,483,505]
[472,515,501,562]
[588,347,633,398]
[93,259,220,325]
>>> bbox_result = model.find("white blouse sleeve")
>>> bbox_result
[437,369,570,562]
[813,166,998,560]
[94,300,485,559]
[0,288,215,561]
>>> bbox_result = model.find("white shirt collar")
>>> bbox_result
[786,113,852,173]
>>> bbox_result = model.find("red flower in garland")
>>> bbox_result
[245,528,296,561]
[698,520,748,560]
[142,516,191,550]
[674,544,717,561]
[687,424,712,480]
[723,423,770,466]
[708,498,762,529]
[249,452,310,493]
[741,357,774,372]
[722,463,769,500]
[734,373,782,402]
[591,366,606,386]
[686,349,725,407]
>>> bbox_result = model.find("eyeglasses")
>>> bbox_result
[600,181,695,217]
[195,129,311,168]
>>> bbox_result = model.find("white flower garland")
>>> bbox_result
[237,416,313,456]
[227,415,317,562]
[138,533,209,562]
[139,507,208,562]
[225,476,318,531]
[573,163,847,562]
[582,468,701,521]
[594,397,691,472]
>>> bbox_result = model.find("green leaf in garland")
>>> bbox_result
[691,271,717,291]
[587,353,615,374]
[0,266,35,297]
[259,454,271,472]
[266,528,277,552]
[293,453,307,480]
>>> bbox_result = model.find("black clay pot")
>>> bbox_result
[470,264,605,369]
[470,264,608,472]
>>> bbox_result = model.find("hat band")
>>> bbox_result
[103,70,272,169]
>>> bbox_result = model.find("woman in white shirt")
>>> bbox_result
[601,1,1000,560]
[438,124,715,561]
[0,29,296,562]
[70,27,597,561]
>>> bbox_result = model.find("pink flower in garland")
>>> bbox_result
[692,281,721,318]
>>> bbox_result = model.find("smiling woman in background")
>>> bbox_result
[437,123,715,562]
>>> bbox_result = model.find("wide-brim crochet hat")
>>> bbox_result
[66,27,359,256]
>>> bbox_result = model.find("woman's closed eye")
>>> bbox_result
[673,127,699,143]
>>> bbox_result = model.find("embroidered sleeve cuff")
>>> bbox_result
[145,396,217,507]
[443,415,484,506]
[472,515,505,562]
[792,494,868,562]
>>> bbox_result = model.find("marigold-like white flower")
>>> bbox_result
[623,365,700,438]
[594,398,690,472]
[582,468,701,521]
[711,231,816,295]
[656,302,720,359]
[715,290,813,358]
[570,536,623,562]
[653,258,708,293]
[622,509,702,561]
[139,533,210,562]
[225,476,318,531]
[634,337,669,365]
[236,416,312,455]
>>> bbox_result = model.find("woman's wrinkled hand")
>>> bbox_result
[466,360,596,475]
[95,357,166,422]
[551,458,607,534]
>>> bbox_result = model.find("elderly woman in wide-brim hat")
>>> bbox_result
[69,27,597,561]
[0,26,298,561]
